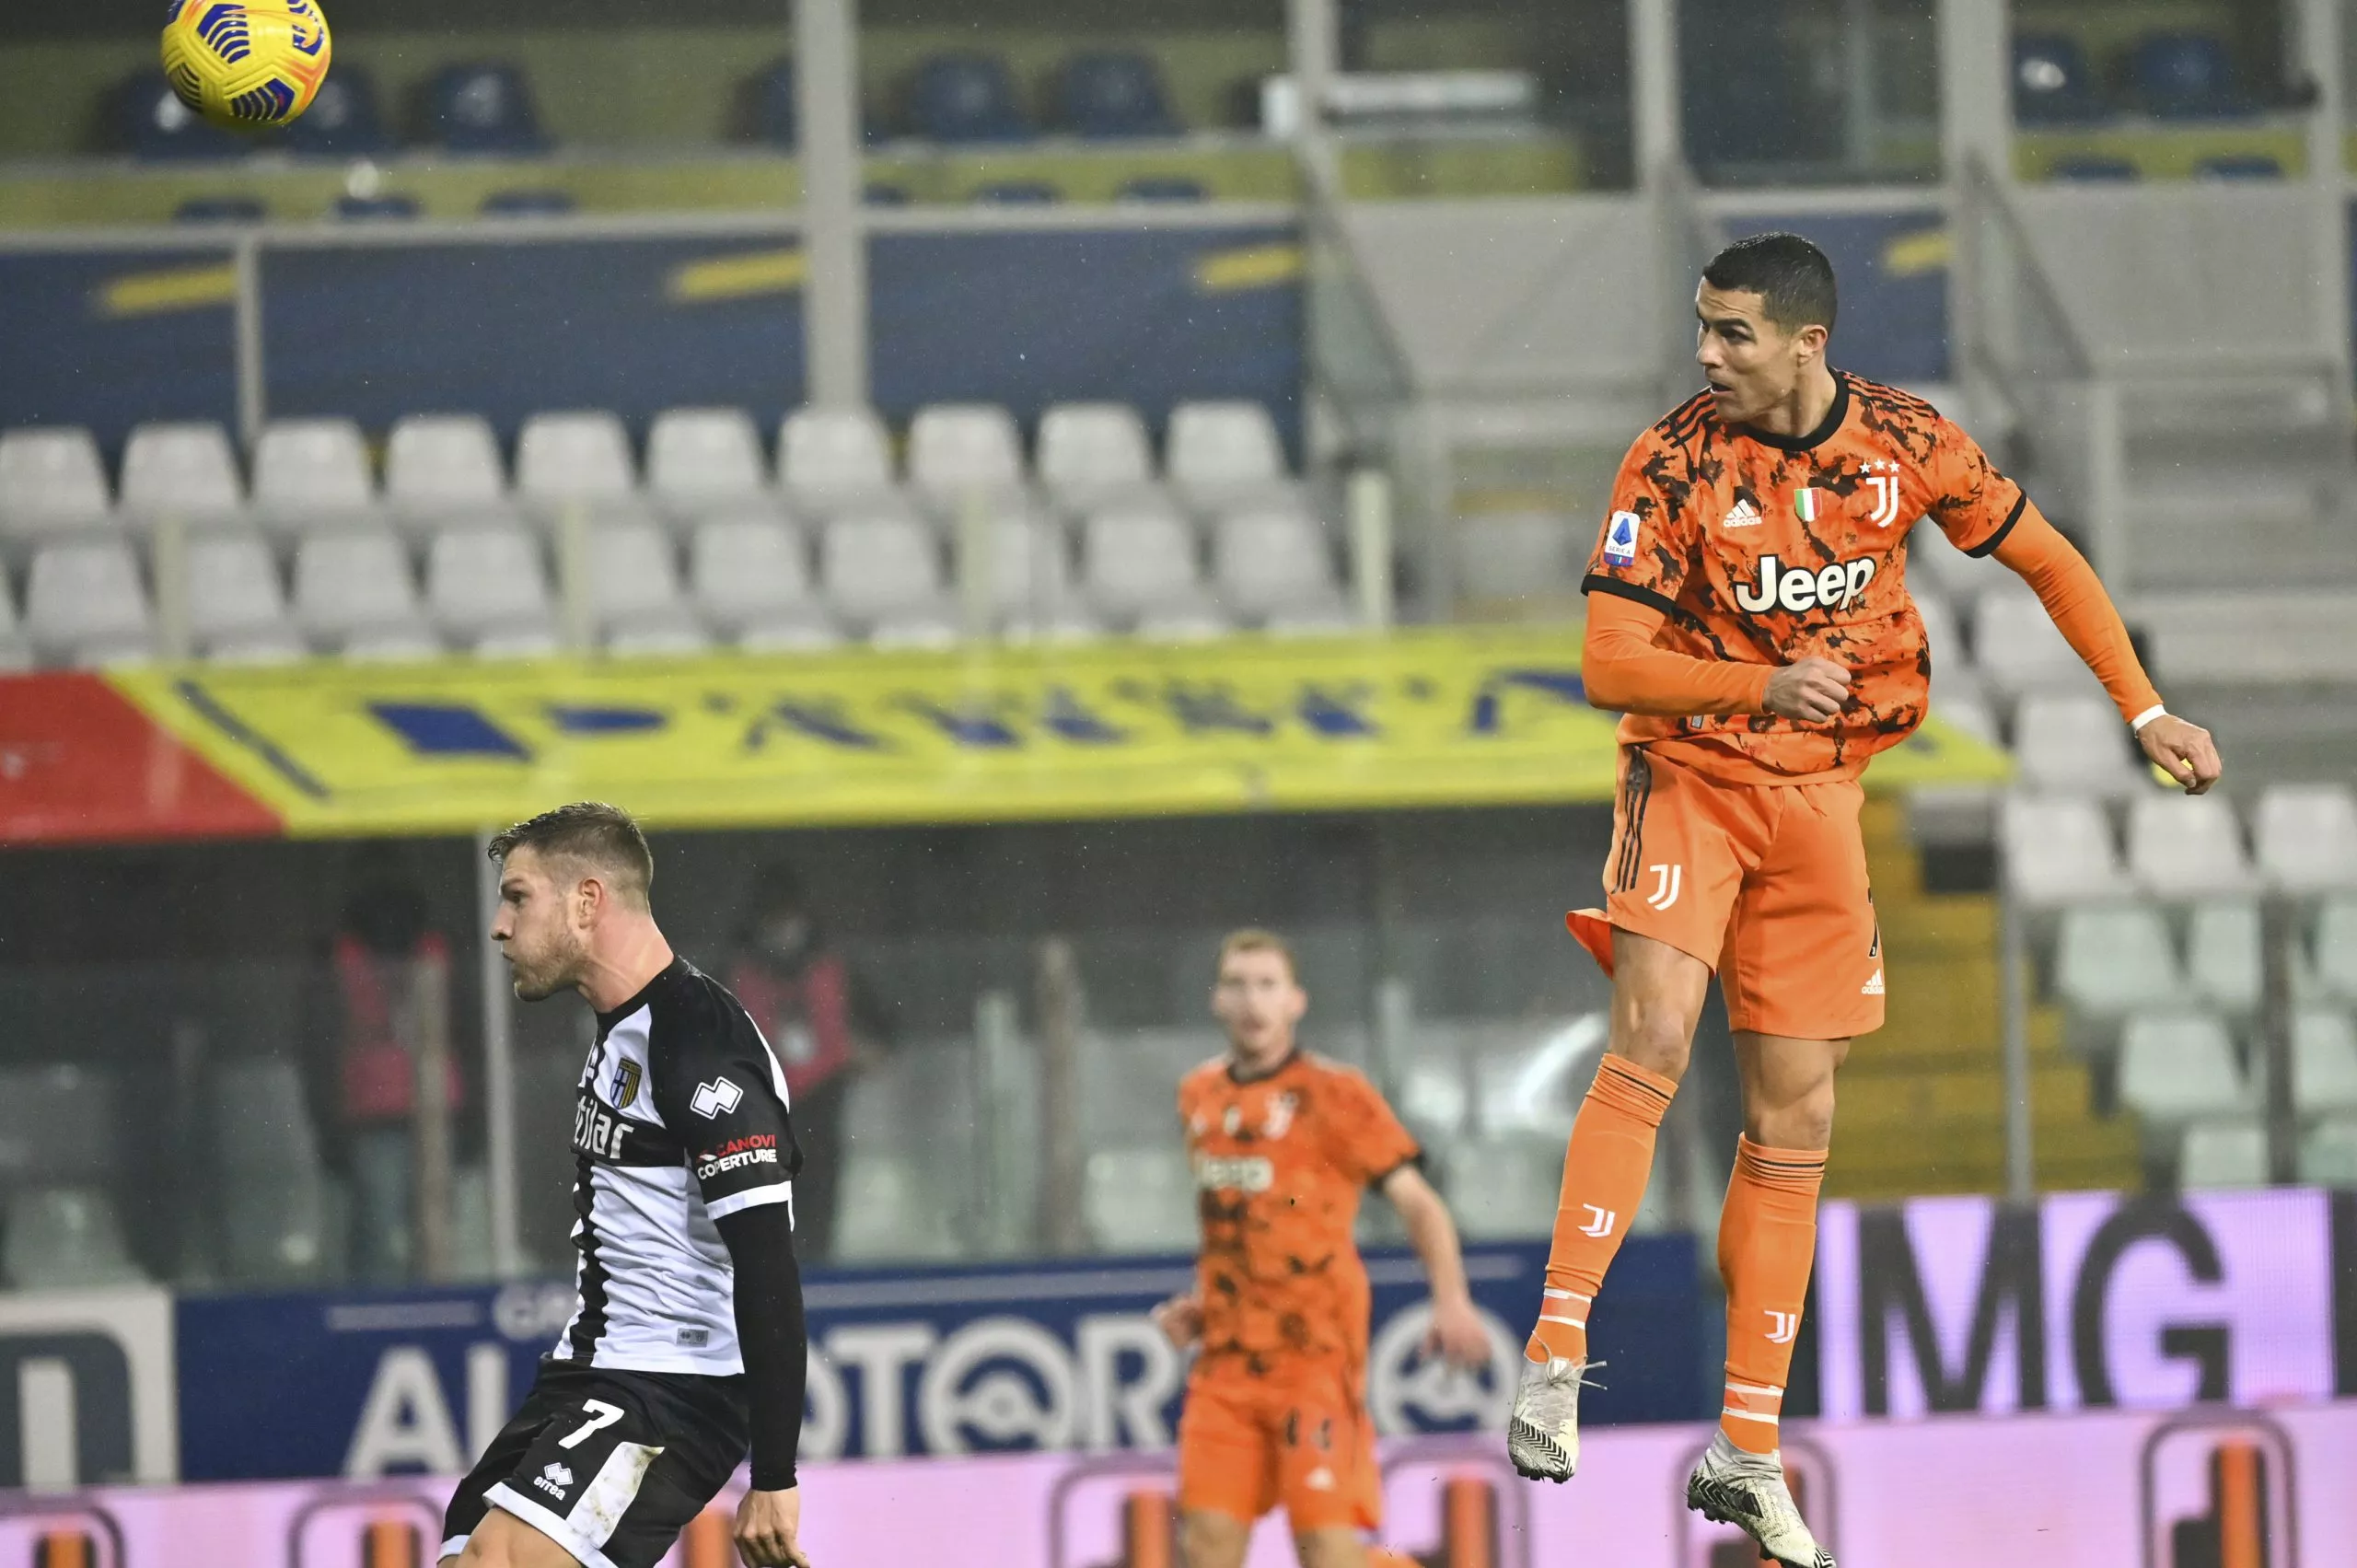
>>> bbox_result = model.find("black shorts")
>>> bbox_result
[442,1359,749,1568]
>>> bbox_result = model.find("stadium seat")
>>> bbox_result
[0,427,112,545]
[1167,401,1293,513]
[1036,402,1156,514]
[1446,1134,1567,1238]
[867,610,961,649]
[971,181,1060,205]
[2318,897,2357,1001]
[2014,692,2142,796]
[2002,795,2131,906]
[2304,1116,2357,1183]
[2129,31,2247,119]
[2293,1009,2357,1116]
[1120,176,1208,203]
[2119,1012,2246,1129]
[1908,518,1996,600]
[2129,794,2256,899]
[1083,1146,1196,1252]
[1133,606,1234,641]
[962,509,1074,617]
[2253,784,2357,892]
[517,411,638,506]
[174,194,267,224]
[2051,157,2140,183]
[1264,604,1360,638]
[3,1188,146,1290]
[906,52,1033,143]
[334,194,419,222]
[186,533,296,648]
[999,604,1104,645]
[417,64,549,154]
[820,512,946,627]
[2054,902,2183,1018]
[2177,1120,2266,1190]
[25,540,152,663]
[480,188,576,216]
[1057,52,1180,139]
[425,524,552,643]
[2186,900,2261,1014]
[119,69,247,160]
[120,422,244,525]
[606,619,714,657]
[1453,511,1578,604]
[832,1152,965,1260]
[737,616,843,654]
[343,624,447,661]
[863,182,912,207]
[779,406,899,516]
[2196,155,2282,180]
[254,418,375,527]
[588,518,697,641]
[1933,689,2001,746]
[278,67,388,157]
[387,414,507,515]
[648,408,770,506]
[2012,32,2103,125]
[1972,588,2095,699]
[1082,503,1206,621]
[743,57,795,146]
[1213,505,1341,621]
[907,403,1028,511]
[689,514,825,635]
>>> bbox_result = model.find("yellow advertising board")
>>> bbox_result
[104,628,2008,837]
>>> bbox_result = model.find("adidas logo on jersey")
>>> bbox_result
[533,1461,574,1497]
[1862,969,1885,996]
[1721,498,1763,529]
[1735,552,1878,615]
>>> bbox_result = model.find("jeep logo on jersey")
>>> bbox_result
[690,1076,743,1119]
[1734,553,1878,615]
[1195,1153,1275,1192]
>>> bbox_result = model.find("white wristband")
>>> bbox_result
[2129,704,2167,734]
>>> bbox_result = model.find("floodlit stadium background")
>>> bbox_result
[2,0,2356,1562]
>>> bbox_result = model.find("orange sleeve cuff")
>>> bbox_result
[1582,587,1774,717]
[1987,504,2165,724]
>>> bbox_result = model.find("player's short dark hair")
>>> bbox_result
[1218,928,1298,983]
[487,801,654,908]
[1702,232,1838,333]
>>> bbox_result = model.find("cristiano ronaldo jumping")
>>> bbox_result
[1503,233,2223,1566]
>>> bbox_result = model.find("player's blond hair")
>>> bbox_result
[1217,927,1299,982]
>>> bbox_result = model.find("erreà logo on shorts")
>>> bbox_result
[1735,552,1877,614]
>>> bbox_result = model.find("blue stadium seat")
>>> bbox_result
[972,180,1060,205]
[417,64,548,153]
[278,67,387,156]
[1057,52,1178,139]
[2130,31,2249,119]
[746,57,795,146]
[2196,154,2283,180]
[908,52,1032,143]
[481,188,576,215]
[2012,32,2103,124]
[120,69,249,160]
[2051,156,2140,182]
[334,193,419,221]
[175,195,267,224]
[1118,175,1207,203]
[863,181,912,206]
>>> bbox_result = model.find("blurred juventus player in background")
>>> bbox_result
[442,802,814,1568]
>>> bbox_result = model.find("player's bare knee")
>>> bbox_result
[1746,1081,1836,1150]
[1181,1511,1250,1568]
[1610,998,1695,1081]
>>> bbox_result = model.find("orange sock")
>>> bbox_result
[1716,1135,1827,1455]
[1526,1053,1678,1364]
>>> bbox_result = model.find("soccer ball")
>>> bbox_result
[160,0,333,129]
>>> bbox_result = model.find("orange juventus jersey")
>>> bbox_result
[1178,1050,1421,1376]
[1585,371,2022,783]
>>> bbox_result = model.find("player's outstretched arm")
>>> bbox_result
[1585,592,1850,722]
[1379,1165,1491,1368]
[715,1203,814,1568]
[1987,505,2222,795]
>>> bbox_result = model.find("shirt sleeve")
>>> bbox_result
[1321,1070,1422,1189]
[1581,432,1700,617]
[654,991,803,1223]
[1922,415,2030,559]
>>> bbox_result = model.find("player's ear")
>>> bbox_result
[1794,321,1829,363]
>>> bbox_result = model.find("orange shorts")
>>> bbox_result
[1567,744,1885,1040]
[1175,1362,1380,1534]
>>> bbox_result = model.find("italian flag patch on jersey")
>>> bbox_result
[1794,487,1828,523]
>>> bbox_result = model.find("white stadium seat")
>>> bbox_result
[688,515,825,634]
[25,540,151,661]
[820,512,945,627]
[2054,902,2183,1017]
[3,1188,145,1290]
[1133,606,1234,641]
[1213,505,1341,621]
[387,414,507,514]
[254,418,375,524]
[517,411,637,505]
[2305,1116,2357,1183]
[2295,1009,2357,1116]
[2319,897,2357,1001]
[866,610,961,650]
[2001,794,2131,905]
[586,518,687,623]
[1972,588,2096,699]
[204,627,310,666]
[1264,603,1361,638]
[425,524,552,641]
[737,616,843,654]
[2185,900,2261,1013]
[780,406,899,516]
[2013,693,2142,796]
[2129,794,2256,898]
[961,509,1073,614]
[1082,1145,1197,1252]
[342,624,447,662]
[120,422,244,522]
[1083,503,1204,621]
[648,408,770,505]
[1451,510,1579,603]
[0,426,111,543]
[472,625,562,660]
[605,619,714,657]
[907,402,1027,509]
[1908,518,1998,601]
[2177,1120,2267,1190]
[1167,400,1289,510]
[186,533,293,645]
[2118,1011,2246,1128]
[2253,784,2357,892]
[1037,402,1155,512]
[292,530,424,643]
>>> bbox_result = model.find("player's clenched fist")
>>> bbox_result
[1762,656,1851,723]
[735,1486,813,1567]
[1152,1292,1203,1350]
[2138,713,2223,796]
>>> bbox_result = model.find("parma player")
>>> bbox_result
[1153,930,1491,1568]
[444,803,814,1568]
[1504,235,2223,1566]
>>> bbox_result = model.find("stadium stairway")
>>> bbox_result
[1824,796,2142,1201]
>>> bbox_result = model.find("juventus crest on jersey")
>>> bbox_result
[556,958,801,1375]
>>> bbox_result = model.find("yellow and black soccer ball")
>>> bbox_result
[161,0,333,129]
